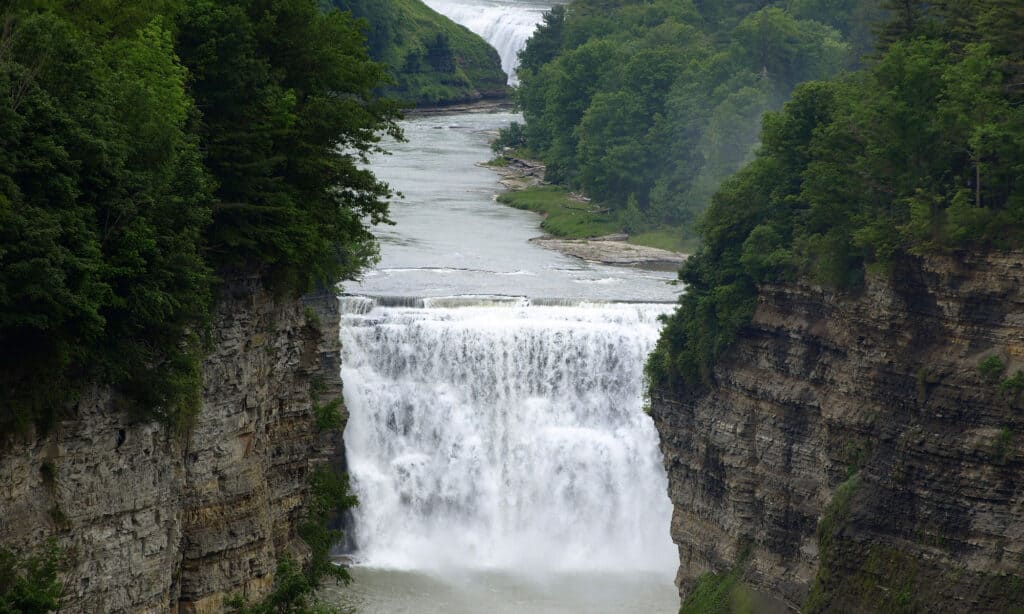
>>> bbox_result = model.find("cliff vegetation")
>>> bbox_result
[512,0,883,241]
[0,0,400,435]
[328,0,509,106]
[649,0,1024,389]
[0,2,395,608]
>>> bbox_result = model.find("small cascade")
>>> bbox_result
[422,1,556,86]
[340,297,677,574]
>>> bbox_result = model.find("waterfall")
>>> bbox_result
[340,297,677,575]
[421,1,556,86]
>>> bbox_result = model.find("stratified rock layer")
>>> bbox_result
[651,252,1024,612]
[0,278,344,613]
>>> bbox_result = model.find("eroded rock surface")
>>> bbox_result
[0,278,344,613]
[651,252,1024,612]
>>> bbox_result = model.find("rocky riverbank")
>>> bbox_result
[489,155,689,269]
[531,235,686,269]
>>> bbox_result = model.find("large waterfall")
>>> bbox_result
[422,0,557,86]
[340,297,677,575]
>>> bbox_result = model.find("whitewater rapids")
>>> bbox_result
[340,297,678,575]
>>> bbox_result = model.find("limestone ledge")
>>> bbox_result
[651,251,1024,612]
[0,278,345,613]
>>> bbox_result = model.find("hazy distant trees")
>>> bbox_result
[648,0,1024,388]
[515,0,878,235]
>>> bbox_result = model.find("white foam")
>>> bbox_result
[422,1,554,86]
[341,301,677,575]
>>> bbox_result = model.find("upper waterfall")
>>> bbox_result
[340,297,677,574]
[422,0,557,86]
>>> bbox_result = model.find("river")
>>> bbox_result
[327,2,683,612]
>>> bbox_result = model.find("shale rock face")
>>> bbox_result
[651,252,1024,613]
[0,279,344,613]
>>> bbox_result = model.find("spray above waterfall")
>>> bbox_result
[340,297,677,574]
[422,0,557,86]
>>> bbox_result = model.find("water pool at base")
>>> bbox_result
[321,568,679,614]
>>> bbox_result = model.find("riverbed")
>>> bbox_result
[342,110,682,303]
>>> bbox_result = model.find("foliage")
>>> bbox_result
[979,355,1007,383]
[497,185,695,251]
[328,0,507,105]
[497,186,620,238]
[679,544,753,614]
[177,0,403,294]
[515,0,878,232]
[650,3,1024,389]
[313,399,345,432]
[491,122,527,152]
[627,230,699,255]
[225,557,341,614]
[0,7,211,433]
[0,1,399,431]
[0,541,66,614]
[299,468,358,587]
[805,473,862,612]
[680,568,749,614]
[999,371,1024,404]
[227,468,358,613]
[993,427,1015,461]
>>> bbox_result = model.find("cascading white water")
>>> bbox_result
[341,297,677,575]
[421,0,556,86]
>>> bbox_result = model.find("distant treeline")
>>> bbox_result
[515,0,883,235]
[648,0,1024,388]
[0,0,400,432]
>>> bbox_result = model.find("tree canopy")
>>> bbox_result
[0,0,400,433]
[515,0,884,236]
[648,0,1024,390]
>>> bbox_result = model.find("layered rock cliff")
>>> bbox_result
[651,252,1024,612]
[0,279,345,613]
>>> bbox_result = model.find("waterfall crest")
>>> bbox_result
[421,1,554,86]
[340,297,677,574]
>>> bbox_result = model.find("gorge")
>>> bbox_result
[330,108,681,612]
[651,253,1024,612]
[4,1,1022,613]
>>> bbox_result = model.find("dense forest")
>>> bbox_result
[0,0,400,434]
[330,0,508,105]
[513,0,884,236]
[648,0,1024,388]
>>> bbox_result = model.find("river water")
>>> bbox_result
[331,109,682,613]
[329,3,683,610]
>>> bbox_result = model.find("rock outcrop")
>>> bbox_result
[0,278,345,613]
[651,252,1024,612]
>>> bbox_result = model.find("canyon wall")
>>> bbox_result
[0,278,345,613]
[651,252,1024,612]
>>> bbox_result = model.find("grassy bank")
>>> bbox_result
[496,186,695,253]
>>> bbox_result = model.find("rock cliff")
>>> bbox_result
[0,278,345,613]
[651,252,1024,612]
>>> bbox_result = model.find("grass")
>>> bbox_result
[497,186,620,238]
[680,543,754,614]
[497,185,694,253]
[628,229,698,253]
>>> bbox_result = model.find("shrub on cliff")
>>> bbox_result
[0,541,65,613]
